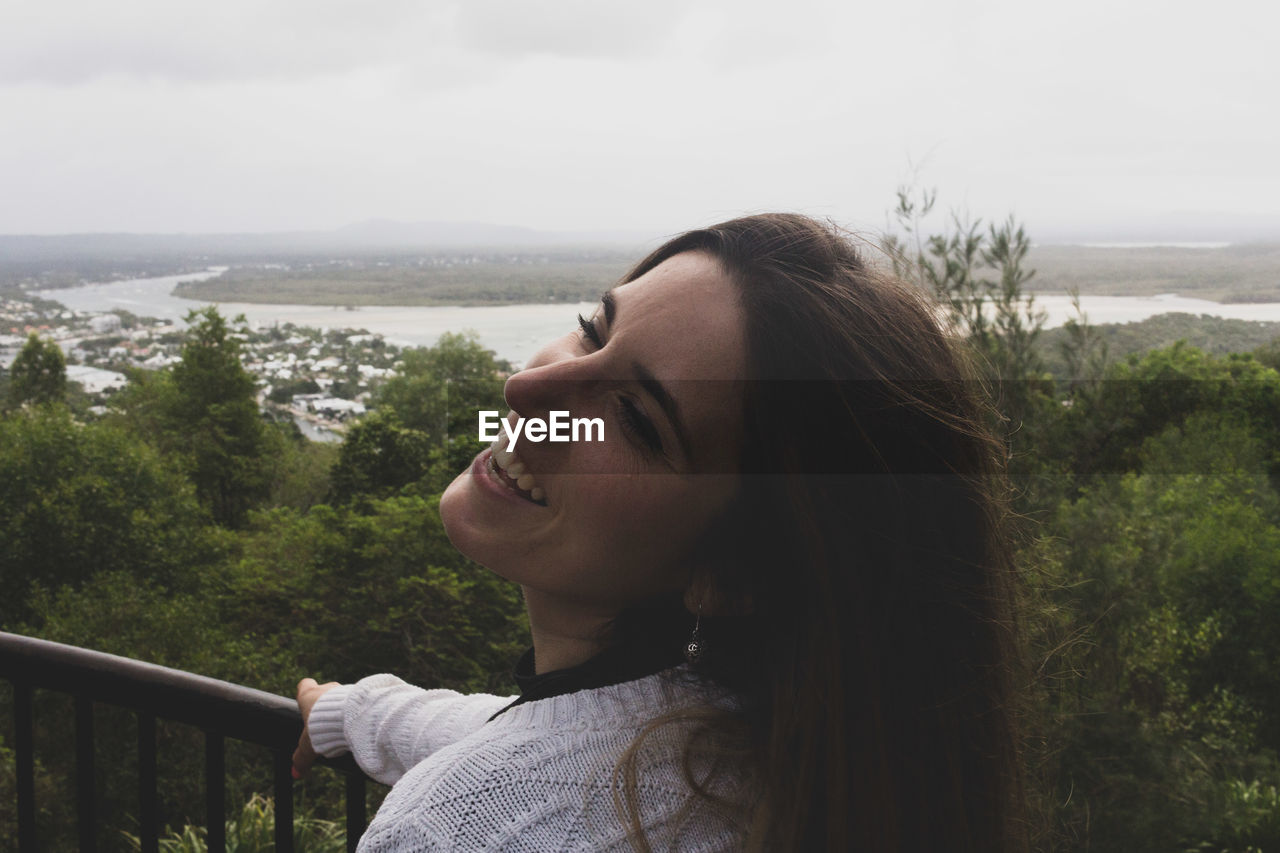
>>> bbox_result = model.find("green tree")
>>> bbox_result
[268,435,339,511]
[884,189,1047,379]
[1053,288,1110,396]
[170,308,277,526]
[1253,335,1280,373]
[879,188,1280,849]
[113,307,281,527]
[0,406,221,626]
[346,331,510,500]
[1047,343,1280,489]
[328,409,434,504]
[375,331,509,443]
[882,186,1050,407]
[7,333,66,407]
[881,184,1057,511]
[1032,399,1280,850]
[225,497,526,693]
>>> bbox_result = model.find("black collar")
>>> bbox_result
[487,642,686,722]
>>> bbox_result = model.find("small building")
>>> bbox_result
[66,365,128,394]
[309,397,366,420]
[89,315,122,334]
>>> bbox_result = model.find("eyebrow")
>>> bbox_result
[601,290,617,325]
[602,287,693,463]
[634,362,692,463]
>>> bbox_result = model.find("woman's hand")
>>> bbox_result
[292,677,340,779]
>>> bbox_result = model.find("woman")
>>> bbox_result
[292,213,1025,851]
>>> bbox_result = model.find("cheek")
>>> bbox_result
[571,476,730,566]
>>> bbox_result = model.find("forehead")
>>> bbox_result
[611,251,747,383]
[610,251,747,470]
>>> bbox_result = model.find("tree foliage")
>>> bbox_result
[883,185,1055,466]
[112,307,281,527]
[328,410,435,504]
[342,330,511,499]
[224,497,526,694]
[887,190,1280,850]
[7,333,66,408]
[374,330,509,441]
[0,406,219,626]
[1036,410,1280,850]
[1,318,526,841]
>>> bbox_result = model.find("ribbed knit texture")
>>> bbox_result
[309,668,752,851]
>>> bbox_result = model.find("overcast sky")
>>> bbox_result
[2,0,1275,238]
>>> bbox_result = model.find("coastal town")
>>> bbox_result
[0,291,399,441]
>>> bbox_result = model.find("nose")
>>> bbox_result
[503,339,597,423]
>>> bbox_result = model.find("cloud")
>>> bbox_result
[452,0,693,60]
[0,0,703,87]
[0,0,450,85]
[1,0,1276,234]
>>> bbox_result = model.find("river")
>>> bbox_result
[36,270,596,367]
[36,269,1280,366]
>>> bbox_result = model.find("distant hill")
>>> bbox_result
[1026,242,1280,303]
[1034,211,1280,245]
[332,219,648,247]
[0,220,646,258]
[1038,311,1280,380]
[5,223,1278,307]
[0,221,650,290]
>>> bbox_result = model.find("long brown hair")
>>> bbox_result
[613,213,1026,851]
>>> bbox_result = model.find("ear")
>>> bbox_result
[683,572,716,617]
[683,568,755,618]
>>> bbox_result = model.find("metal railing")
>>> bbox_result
[0,631,368,852]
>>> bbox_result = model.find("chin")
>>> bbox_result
[438,469,472,552]
[438,469,509,580]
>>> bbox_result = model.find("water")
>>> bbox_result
[1075,242,1233,249]
[36,270,1280,366]
[1028,292,1280,326]
[36,270,595,367]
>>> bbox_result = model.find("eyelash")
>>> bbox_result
[575,313,664,454]
[577,313,603,348]
[618,396,664,453]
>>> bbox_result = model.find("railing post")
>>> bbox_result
[206,731,225,853]
[75,695,97,852]
[14,682,37,851]
[138,712,159,853]
[346,772,367,853]
[274,750,295,853]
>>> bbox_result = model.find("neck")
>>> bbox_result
[522,586,614,675]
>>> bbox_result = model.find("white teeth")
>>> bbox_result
[488,444,544,503]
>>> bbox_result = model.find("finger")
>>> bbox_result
[296,677,318,702]
[292,731,316,779]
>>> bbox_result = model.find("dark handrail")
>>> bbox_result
[0,631,368,852]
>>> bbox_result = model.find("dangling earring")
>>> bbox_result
[685,604,703,663]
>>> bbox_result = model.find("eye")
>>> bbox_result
[618,395,664,453]
[577,313,603,349]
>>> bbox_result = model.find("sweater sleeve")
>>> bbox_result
[306,673,516,786]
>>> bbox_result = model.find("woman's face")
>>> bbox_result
[439,250,747,614]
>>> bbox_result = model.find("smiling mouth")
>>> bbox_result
[487,447,547,506]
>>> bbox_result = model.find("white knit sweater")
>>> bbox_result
[308,668,753,852]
